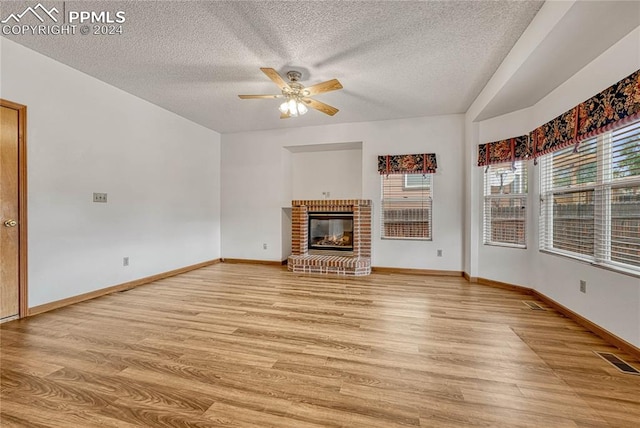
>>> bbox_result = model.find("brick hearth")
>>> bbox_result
[288,199,372,276]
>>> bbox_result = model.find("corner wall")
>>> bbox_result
[468,26,640,347]
[0,38,222,308]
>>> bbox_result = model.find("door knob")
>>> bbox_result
[4,219,17,227]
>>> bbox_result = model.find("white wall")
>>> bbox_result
[291,148,362,200]
[0,38,221,308]
[221,115,465,269]
[468,26,640,347]
[475,107,533,286]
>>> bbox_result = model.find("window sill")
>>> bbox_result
[539,249,640,279]
[381,237,432,241]
[484,242,527,250]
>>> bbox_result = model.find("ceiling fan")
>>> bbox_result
[238,68,343,119]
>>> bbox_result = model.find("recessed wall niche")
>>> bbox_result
[285,142,363,201]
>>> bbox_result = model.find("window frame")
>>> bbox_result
[483,161,528,249]
[539,126,640,277]
[380,173,433,241]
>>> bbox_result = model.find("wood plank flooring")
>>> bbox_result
[1,263,639,427]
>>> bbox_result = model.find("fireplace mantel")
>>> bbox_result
[288,199,372,275]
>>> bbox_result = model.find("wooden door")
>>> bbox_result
[0,101,26,320]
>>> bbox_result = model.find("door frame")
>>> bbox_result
[1,99,28,318]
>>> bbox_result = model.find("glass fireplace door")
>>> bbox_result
[308,213,354,251]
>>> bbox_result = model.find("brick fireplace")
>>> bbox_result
[288,199,372,275]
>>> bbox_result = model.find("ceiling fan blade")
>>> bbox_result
[261,68,291,91]
[302,98,339,116]
[238,94,283,99]
[280,112,291,119]
[304,79,343,96]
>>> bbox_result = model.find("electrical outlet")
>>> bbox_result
[123,257,129,267]
[437,249,443,257]
[93,192,107,203]
[263,243,267,250]
[579,280,586,293]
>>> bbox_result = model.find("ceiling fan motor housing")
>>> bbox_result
[286,70,302,82]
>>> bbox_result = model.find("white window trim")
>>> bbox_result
[381,174,433,241]
[483,162,527,249]
[539,130,640,277]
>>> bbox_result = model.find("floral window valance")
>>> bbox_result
[531,69,640,158]
[477,135,529,167]
[477,68,640,166]
[377,153,437,174]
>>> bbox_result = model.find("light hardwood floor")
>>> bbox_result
[1,263,639,427]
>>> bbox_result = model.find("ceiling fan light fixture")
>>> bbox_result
[279,95,308,117]
[288,98,298,114]
[297,101,308,115]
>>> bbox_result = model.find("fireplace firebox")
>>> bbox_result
[308,212,354,252]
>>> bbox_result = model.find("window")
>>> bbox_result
[381,174,432,240]
[404,174,429,189]
[540,119,640,274]
[483,161,528,247]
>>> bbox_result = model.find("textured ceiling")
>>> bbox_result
[2,0,544,133]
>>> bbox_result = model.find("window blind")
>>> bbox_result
[381,174,432,240]
[484,161,527,247]
[540,119,640,273]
